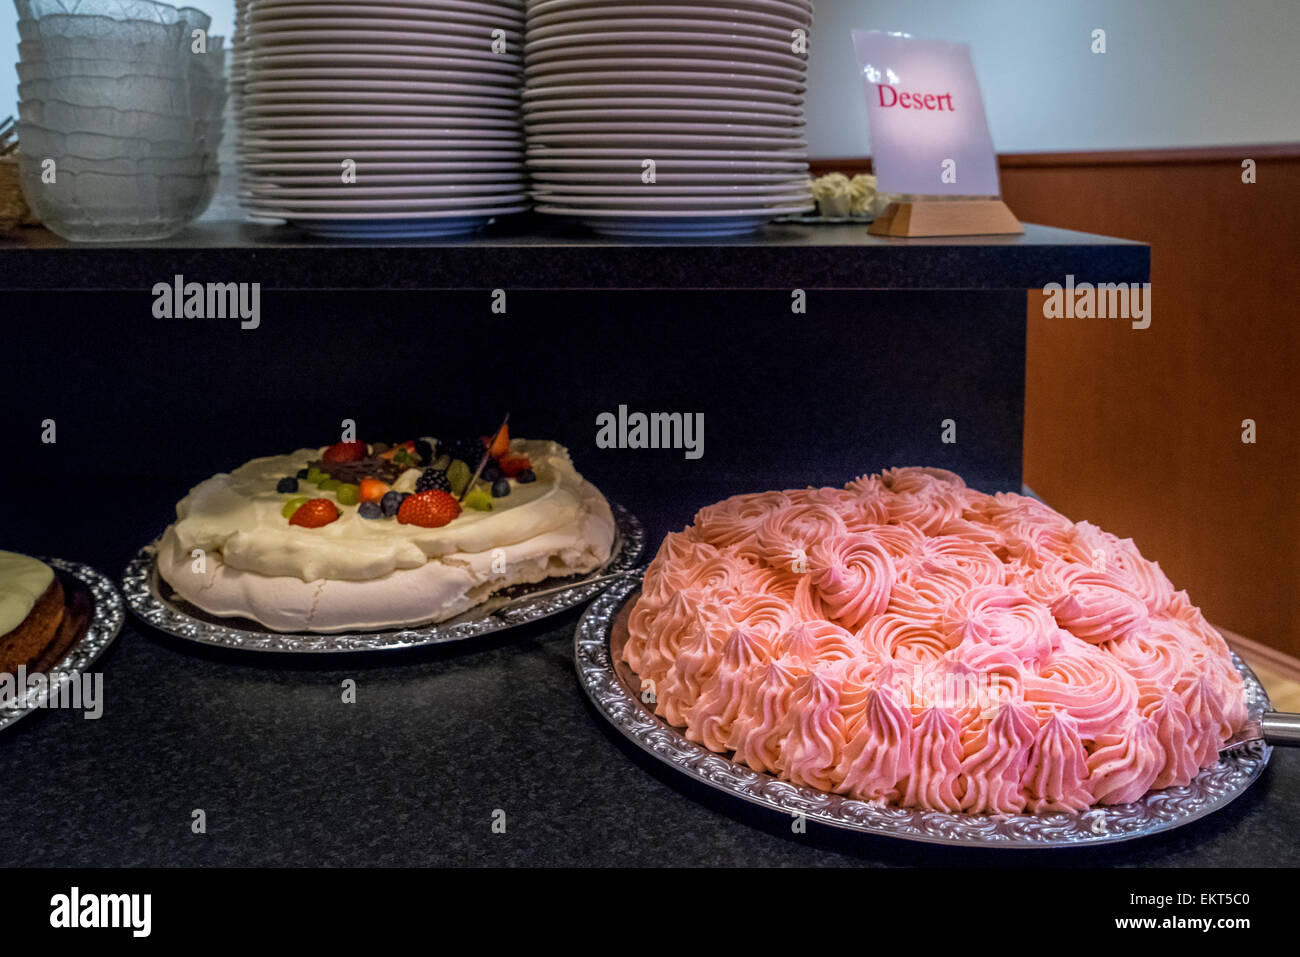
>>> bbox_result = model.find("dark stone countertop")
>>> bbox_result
[0,216,1149,291]
[0,477,1292,868]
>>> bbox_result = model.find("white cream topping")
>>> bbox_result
[167,439,603,582]
[0,551,55,638]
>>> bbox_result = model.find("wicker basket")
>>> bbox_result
[0,156,33,233]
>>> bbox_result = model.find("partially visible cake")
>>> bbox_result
[624,468,1249,814]
[0,551,65,675]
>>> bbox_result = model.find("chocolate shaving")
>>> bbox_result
[309,456,409,485]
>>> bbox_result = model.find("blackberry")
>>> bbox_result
[444,437,484,466]
[415,468,451,494]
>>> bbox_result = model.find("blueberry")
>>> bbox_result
[491,478,511,498]
[358,501,382,519]
[276,477,299,494]
[483,464,502,482]
[380,490,404,517]
[517,468,536,484]
[296,468,309,479]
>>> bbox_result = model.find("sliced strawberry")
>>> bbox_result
[322,441,368,463]
[397,490,462,528]
[288,498,340,528]
[497,454,532,478]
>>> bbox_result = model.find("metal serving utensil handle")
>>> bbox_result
[1261,711,1300,745]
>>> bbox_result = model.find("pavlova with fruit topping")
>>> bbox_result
[156,423,615,632]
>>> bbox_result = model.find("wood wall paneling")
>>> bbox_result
[812,148,1300,657]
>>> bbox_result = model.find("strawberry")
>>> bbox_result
[323,441,367,463]
[288,498,339,528]
[359,478,391,504]
[483,423,510,459]
[497,453,531,478]
[397,490,461,528]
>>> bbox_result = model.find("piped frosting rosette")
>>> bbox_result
[623,468,1249,814]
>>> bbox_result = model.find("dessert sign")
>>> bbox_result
[851,30,1021,236]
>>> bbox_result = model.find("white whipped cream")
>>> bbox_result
[166,439,603,582]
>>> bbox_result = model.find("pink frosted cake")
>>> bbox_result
[623,467,1248,814]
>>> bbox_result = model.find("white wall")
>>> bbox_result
[3,0,1298,156]
[808,0,1300,156]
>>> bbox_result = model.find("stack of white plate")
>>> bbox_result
[234,0,526,239]
[523,0,814,238]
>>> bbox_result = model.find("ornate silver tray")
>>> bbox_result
[1,558,125,733]
[122,502,644,653]
[575,574,1274,848]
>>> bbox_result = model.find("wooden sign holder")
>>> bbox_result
[867,199,1023,237]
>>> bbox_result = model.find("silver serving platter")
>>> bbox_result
[575,574,1274,848]
[1,558,125,733]
[122,502,644,653]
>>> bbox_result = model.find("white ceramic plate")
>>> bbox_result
[526,146,806,160]
[525,30,798,57]
[246,32,523,60]
[517,79,800,102]
[525,132,806,149]
[243,148,525,161]
[522,68,803,92]
[244,77,521,98]
[244,179,522,195]
[247,182,527,199]
[536,201,812,218]
[241,158,523,171]
[248,48,522,71]
[521,96,799,116]
[243,114,522,129]
[529,192,809,210]
[522,107,801,126]
[524,119,804,137]
[530,181,807,195]
[526,4,806,31]
[243,66,521,86]
[245,193,529,210]
[528,169,801,183]
[244,171,527,185]
[242,140,524,154]
[525,16,796,42]
[525,55,805,81]
[245,99,521,118]
[251,0,523,20]
[526,0,810,19]
[248,18,523,40]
